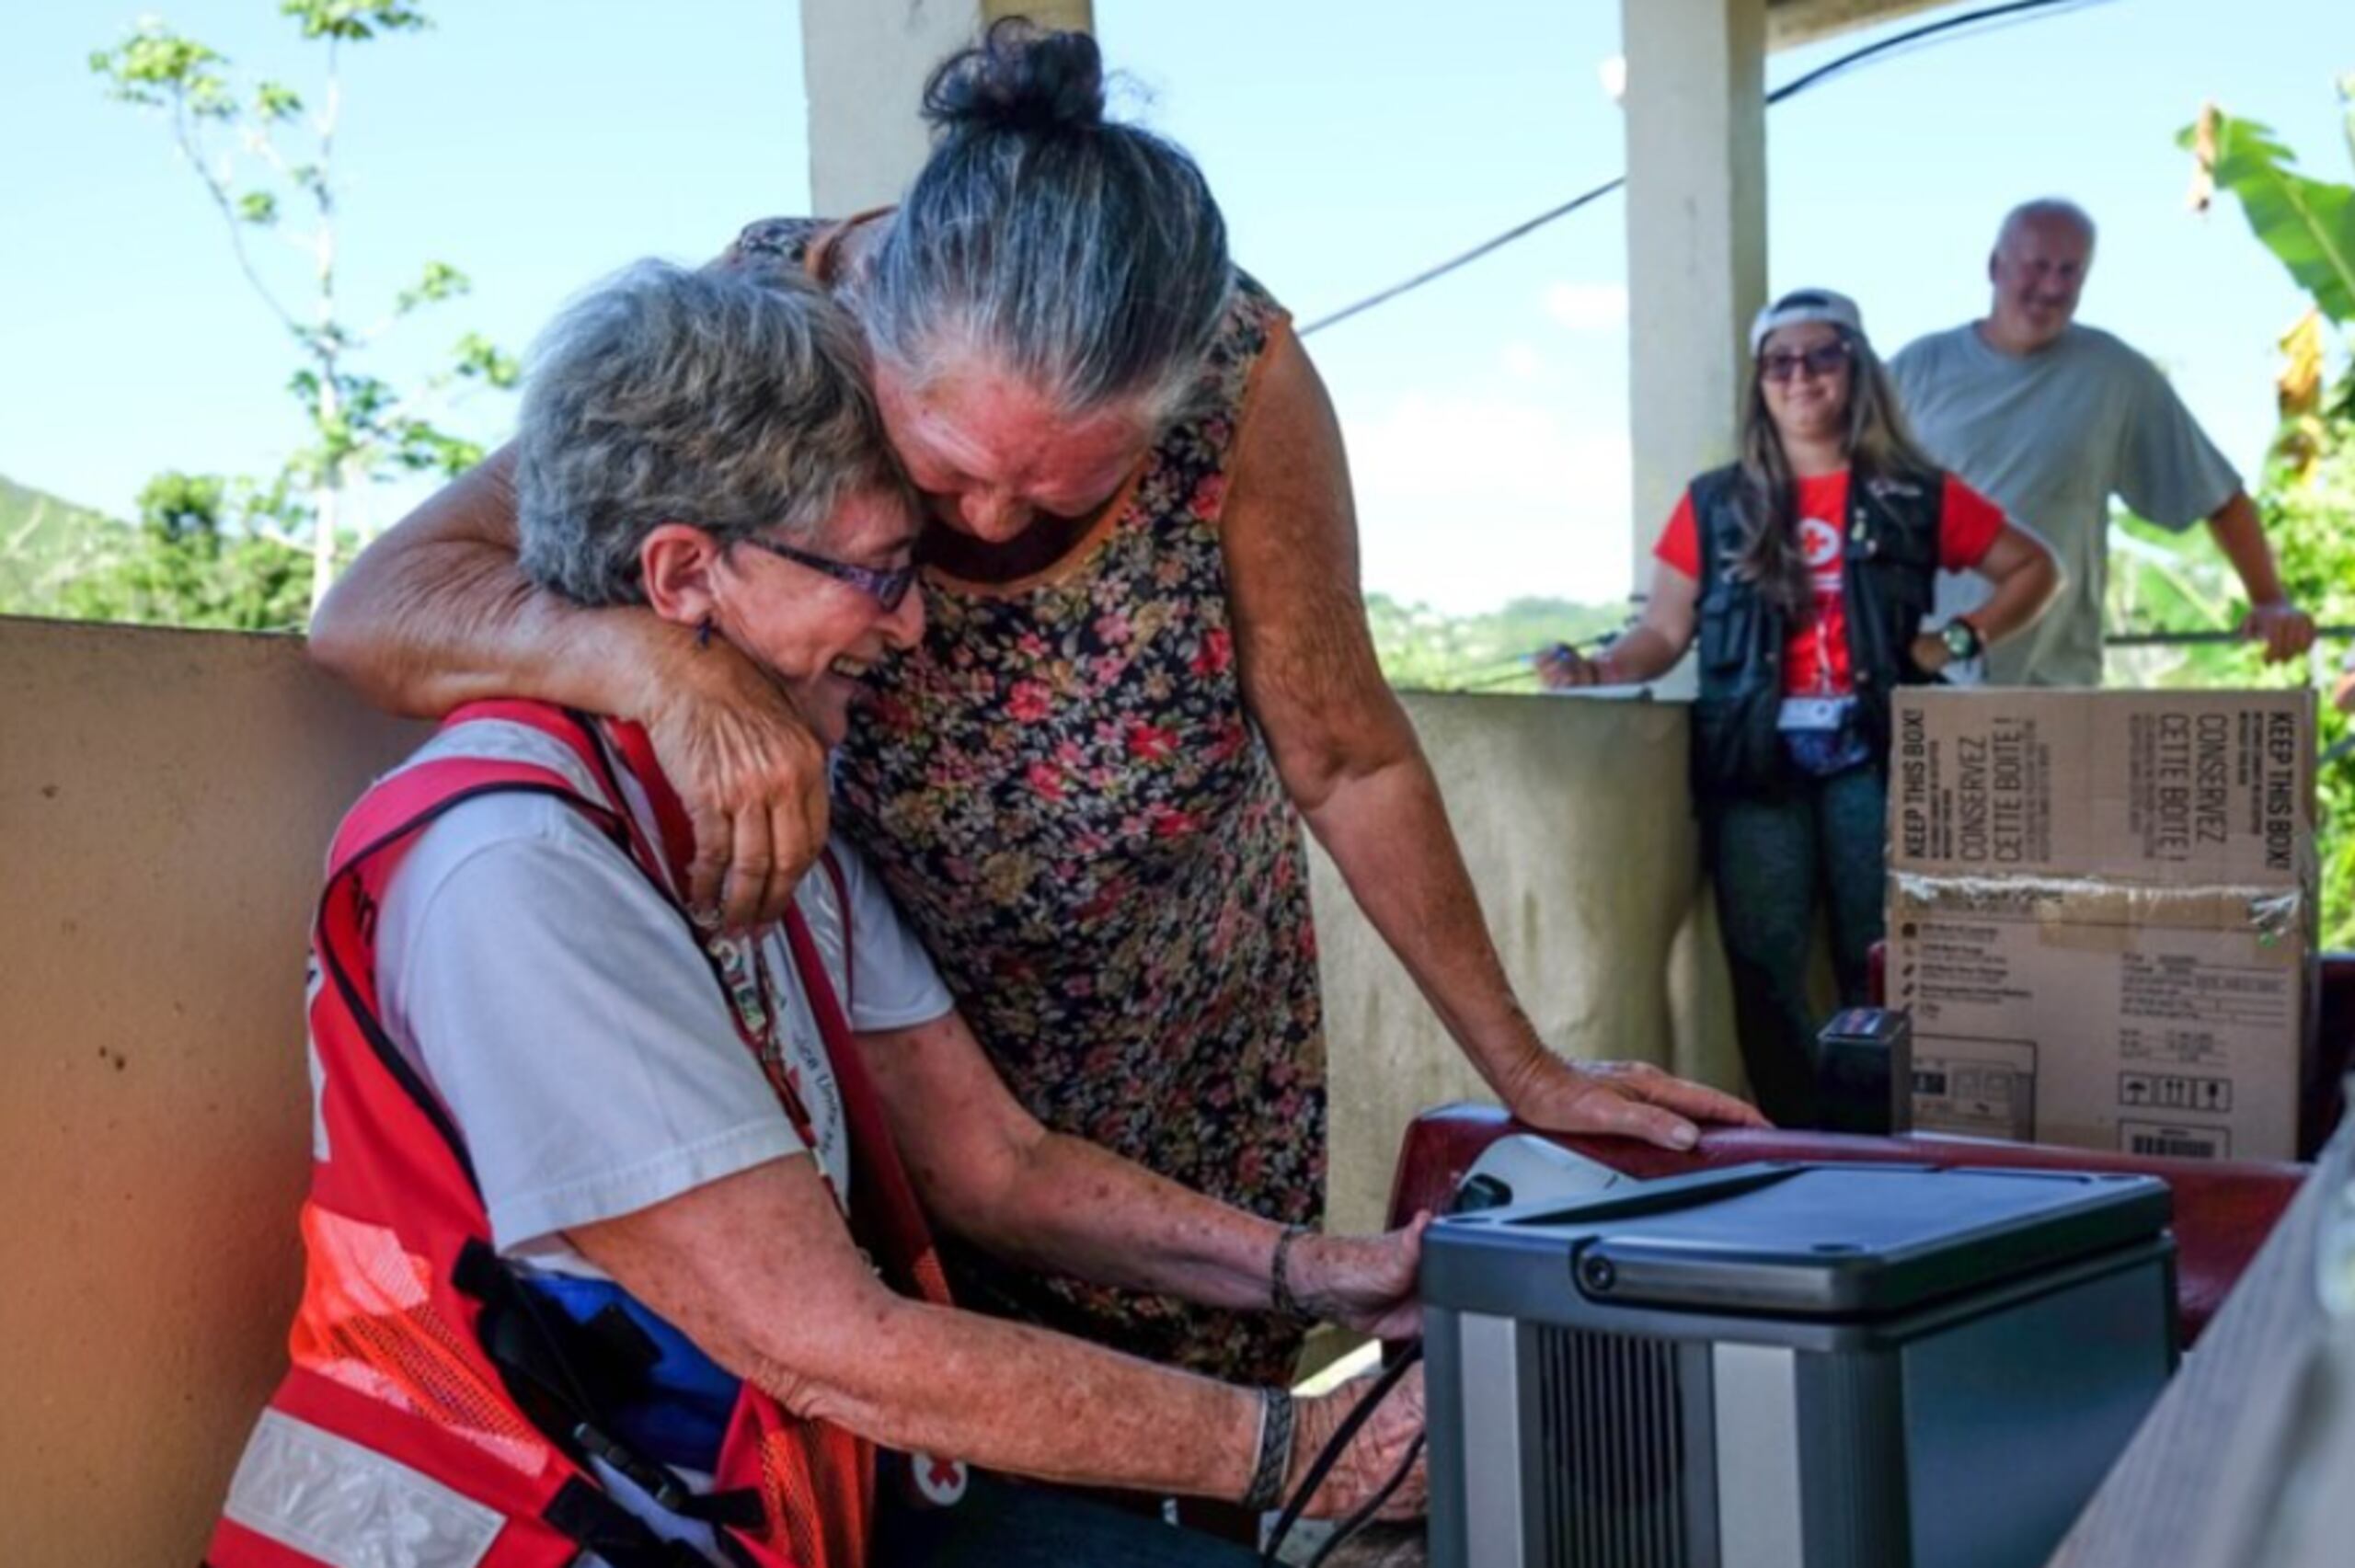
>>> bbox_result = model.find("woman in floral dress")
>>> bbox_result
[311,22,1762,1389]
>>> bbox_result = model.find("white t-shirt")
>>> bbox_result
[367,716,955,1276]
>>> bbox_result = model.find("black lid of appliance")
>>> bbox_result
[1489,1162,2173,1319]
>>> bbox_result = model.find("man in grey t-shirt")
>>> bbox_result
[1890,198,2314,685]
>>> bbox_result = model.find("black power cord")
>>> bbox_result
[1258,1342,1427,1567]
[1303,1433,1426,1568]
[1299,0,2119,338]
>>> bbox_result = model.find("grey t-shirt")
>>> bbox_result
[1890,321,2240,686]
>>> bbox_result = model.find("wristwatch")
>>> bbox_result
[1940,617,1985,664]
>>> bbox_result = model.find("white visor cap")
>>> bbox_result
[1750,289,1865,356]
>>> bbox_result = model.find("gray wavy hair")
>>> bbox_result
[516,258,911,607]
[844,19,1233,427]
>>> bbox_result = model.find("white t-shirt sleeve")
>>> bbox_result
[374,796,810,1256]
[825,839,956,1034]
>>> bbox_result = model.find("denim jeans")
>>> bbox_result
[872,1474,1262,1568]
[1704,762,1889,1128]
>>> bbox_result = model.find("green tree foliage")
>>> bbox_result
[53,474,313,632]
[2181,85,2355,323]
[1365,594,1624,692]
[2122,76,2355,944]
[87,2,515,620]
[2107,428,2355,946]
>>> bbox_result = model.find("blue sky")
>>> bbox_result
[3,1,2347,613]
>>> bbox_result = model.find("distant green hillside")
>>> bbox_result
[1367,592,1625,692]
[3,468,1619,669]
[0,475,127,616]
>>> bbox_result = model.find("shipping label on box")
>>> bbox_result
[1890,880,2304,1159]
[1887,688,2315,1162]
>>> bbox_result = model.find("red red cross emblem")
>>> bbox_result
[912,1452,969,1506]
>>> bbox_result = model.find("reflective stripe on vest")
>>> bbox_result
[223,1409,505,1568]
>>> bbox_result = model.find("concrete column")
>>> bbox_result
[799,0,1096,216]
[1620,0,1767,591]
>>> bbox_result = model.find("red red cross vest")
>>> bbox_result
[209,700,959,1568]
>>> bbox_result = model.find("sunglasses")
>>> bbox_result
[1759,341,1854,383]
[735,533,918,612]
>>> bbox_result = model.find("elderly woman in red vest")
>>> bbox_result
[307,24,1764,1409]
[213,261,1428,1568]
[1543,290,2059,1127]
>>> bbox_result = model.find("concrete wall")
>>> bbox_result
[800,0,1094,215]
[1313,691,1737,1234]
[0,618,420,1567]
[0,619,1732,1560]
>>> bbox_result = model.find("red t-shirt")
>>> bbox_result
[1652,470,2005,699]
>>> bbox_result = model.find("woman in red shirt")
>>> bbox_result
[1544,290,2058,1126]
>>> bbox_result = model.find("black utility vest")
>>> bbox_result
[1688,462,1947,799]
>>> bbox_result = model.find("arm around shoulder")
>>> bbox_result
[311,443,832,922]
[310,442,685,720]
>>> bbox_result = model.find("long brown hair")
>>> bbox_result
[1727,326,1936,618]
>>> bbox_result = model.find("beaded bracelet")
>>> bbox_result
[1270,1223,1313,1318]
[1242,1385,1297,1514]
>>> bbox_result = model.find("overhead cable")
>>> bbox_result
[1299,0,2118,338]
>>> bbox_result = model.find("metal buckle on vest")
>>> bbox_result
[572,1421,695,1516]
[545,1473,758,1567]
[565,1423,765,1534]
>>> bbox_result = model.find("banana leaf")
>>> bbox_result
[2182,98,2355,323]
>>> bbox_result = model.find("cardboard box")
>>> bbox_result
[1887,688,2315,1160]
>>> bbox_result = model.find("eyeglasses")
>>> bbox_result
[1759,342,1853,383]
[735,533,918,612]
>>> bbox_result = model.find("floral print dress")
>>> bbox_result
[729,217,1325,1385]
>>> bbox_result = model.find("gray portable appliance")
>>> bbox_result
[1423,1162,2177,1568]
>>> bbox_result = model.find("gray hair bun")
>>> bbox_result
[862,17,1230,423]
[923,18,1106,137]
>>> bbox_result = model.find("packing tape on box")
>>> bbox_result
[1890,871,2308,956]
